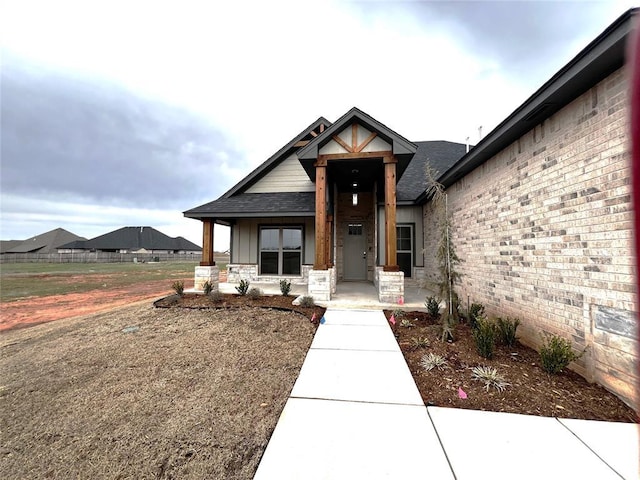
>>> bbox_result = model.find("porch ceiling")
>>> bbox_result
[329,158,383,191]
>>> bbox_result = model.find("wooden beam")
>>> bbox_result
[384,156,397,271]
[355,132,378,153]
[294,140,310,147]
[332,134,354,153]
[319,124,325,133]
[310,130,318,137]
[351,123,358,151]
[314,165,327,270]
[317,150,392,162]
[200,219,215,266]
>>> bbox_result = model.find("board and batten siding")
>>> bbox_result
[377,205,424,267]
[231,217,315,266]
[245,154,315,194]
[319,123,391,155]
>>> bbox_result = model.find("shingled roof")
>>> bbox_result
[5,228,86,254]
[397,141,468,202]
[184,192,315,220]
[58,227,201,252]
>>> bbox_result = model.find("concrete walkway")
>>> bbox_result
[254,309,639,480]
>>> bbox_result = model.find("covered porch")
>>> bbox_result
[186,108,419,303]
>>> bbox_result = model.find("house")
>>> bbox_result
[57,226,201,254]
[186,9,637,406]
[2,228,86,254]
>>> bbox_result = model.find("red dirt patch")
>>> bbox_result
[0,278,192,332]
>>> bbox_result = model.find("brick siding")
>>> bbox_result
[423,67,638,407]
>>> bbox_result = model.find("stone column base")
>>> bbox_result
[308,269,333,302]
[194,266,219,292]
[377,268,404,303]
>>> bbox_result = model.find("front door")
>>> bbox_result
[344,222,367,280]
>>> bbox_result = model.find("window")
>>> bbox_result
[260,226,302,275]
[396,224,413,278]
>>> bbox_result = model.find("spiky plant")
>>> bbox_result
[471,366,510,392]
[411,336,430,349]
[421,353,447,371]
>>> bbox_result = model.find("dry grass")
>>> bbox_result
[0,303,315,479]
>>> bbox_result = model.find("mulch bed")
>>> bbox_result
[154,293,326,324]
[385,310,638,422]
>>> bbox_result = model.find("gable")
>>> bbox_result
[318,123,392,155]
[245,153,315,193]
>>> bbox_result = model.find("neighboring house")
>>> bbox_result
[186,10,637,406]
[3,228,86,254]
[0,240,24,254]
[57,226,201,254]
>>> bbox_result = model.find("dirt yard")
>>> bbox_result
[0,279,184,331]
[0,303,316,479]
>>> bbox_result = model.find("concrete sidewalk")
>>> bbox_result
[254,309,639,480]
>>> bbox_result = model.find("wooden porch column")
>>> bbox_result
[384,155,399,271]
[314,159,328,269]
[200,218,215,266]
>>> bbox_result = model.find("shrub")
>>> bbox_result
[209,290,224,303]
[172,280,184,296]
[496,317,520,347]
[539,335,584,374]
[425,296,440,318]
[472,366,510,392]
[298,295,315,308]
[420,353,447,371]
[411,336,430,349]
[472,318,496,359]
[392,308,405,320]
[235,279,250,296]
[247,287,262,300]
[279,279,292,296]
[202,280,213,295]
[468,302,485,329]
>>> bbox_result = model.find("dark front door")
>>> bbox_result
[344,222,367,280]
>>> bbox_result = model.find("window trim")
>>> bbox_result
[396,223,414,278]
[258,224,304,276]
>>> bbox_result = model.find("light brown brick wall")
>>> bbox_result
[423,67,638,408]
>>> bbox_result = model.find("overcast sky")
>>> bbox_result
[1,0,636,250]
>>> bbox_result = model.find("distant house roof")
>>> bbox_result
[0,240,24,254]
[58,227,201,251]
[5,228,86,254]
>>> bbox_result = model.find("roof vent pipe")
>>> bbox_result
[478,125,483,141]
[465,136,470,153]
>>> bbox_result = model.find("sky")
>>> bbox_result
[1,0,637,250]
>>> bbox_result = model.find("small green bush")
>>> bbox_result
[473,318,496,359]
[468,302,485,329]
[247,287,262,300]
[279,279,292,296]
[202,280,213,295]
[496,317,520,347]
[235,279,250,296]
[539,335,583,374]
[425,296,440,317]
[298,295,315,308]
[172,280,184,296]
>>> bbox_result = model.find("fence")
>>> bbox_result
[0,252,230,264]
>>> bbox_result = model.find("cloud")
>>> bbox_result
[1,54,248,210]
